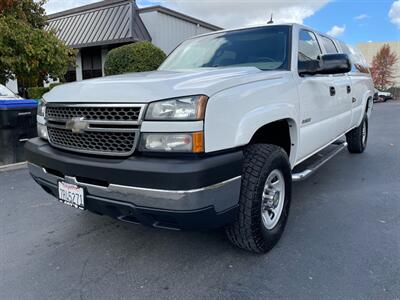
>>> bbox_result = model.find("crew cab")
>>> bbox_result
[26,24,374,253]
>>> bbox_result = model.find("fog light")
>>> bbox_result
[37,123,48,140]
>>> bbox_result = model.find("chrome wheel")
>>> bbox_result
[362,119,367,146]
[261,169,285,230]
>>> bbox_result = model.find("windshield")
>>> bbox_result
[159,26,291,71]
[0,84,17,98]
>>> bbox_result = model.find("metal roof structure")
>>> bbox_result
[47,0,151,48]
[138,6,223,31]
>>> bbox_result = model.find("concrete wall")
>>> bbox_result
[5,79,18,94]
[101,48,108,76]
[140,10,214,54]
[357,41,400,87]
[76,51,83,82]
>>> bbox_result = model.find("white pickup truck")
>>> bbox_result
[26,23,374,253]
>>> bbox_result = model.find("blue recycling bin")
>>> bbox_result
[0,99,38,165]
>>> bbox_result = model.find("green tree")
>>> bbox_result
[104,42,166,76]
[0,0,47,29]
[0,0,75,86]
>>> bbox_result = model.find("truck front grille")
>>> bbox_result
[47,127,137,155]
[45,104,144,156]
[46,106,141,122]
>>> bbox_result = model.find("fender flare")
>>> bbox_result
[358,90,374,124]
[234,103,299,165]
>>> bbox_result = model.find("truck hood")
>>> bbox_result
[45,67,288,103]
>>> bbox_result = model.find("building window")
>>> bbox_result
[81,47,103,80]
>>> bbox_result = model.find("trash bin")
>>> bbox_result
[0,100,38,165]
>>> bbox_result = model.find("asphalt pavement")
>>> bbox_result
[1,102,399,299]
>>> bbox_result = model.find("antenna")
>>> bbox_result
[267,13,274,24]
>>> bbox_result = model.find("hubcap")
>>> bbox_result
[362,119,367,146]
[261,169,285,230]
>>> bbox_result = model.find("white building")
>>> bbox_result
[357,41,400,87]
[139,6,218,54]
[6,0,221,93]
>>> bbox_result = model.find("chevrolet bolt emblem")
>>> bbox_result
[66,117,89,134]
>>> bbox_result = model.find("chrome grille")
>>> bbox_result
[45,104,144,156]
[46,106,141,122]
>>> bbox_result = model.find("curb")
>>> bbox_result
[0,162,28,172]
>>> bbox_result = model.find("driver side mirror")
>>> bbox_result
[299,54,351,76]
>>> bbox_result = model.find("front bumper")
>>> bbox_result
[26,138,243,230]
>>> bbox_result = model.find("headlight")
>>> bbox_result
[37,99,48,140]
[37,99,46,117]
[139,132,204,153]
[145,95,208,121]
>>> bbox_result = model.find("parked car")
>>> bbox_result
[0,84,22,99]
[25,23,374,253]
[374,89,393,102]
[373,90,379,102]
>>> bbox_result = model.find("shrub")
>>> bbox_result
[49,82,63,89]
[27,87,50,99]
[104,41,166,76]
[27,82,64,99]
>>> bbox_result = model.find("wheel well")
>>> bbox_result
[249,120,292,156]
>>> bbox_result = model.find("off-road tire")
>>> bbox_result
[346,115,368,153]
[225,144,292,254]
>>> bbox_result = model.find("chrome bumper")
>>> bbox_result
[28,163,241,213]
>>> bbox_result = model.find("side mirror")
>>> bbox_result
[298,59,320,76]
[318,54,351,75]
[299,53,351,76]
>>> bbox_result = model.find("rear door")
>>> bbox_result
[296,30,338,161]
[339,42,372,129]
[319,35,352,137]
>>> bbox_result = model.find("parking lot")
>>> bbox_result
[1,102,399,299]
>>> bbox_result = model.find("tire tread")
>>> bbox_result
[226,144,290,253]
[346,116,368,153]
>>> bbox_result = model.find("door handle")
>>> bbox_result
[330,86,336,97]
[347,85,351,94]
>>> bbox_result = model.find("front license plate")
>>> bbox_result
[58,181,85,210]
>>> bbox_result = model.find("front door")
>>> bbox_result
[296,30,338,161]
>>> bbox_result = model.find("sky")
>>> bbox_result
[43,0,400,45]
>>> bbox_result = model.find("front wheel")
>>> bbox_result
[225,144,292,254]
[346,116,368,153]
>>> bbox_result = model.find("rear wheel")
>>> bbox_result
[346,116,368,153]
[225,144,292,253]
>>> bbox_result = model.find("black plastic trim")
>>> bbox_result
[25,138,244,190]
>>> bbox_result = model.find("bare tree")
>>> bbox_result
[370,44,398,90]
